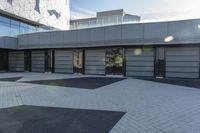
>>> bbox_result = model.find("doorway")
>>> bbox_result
[0,50,8,72]
[106,48,124,75]
[24,50,31,72]
[73,49,84,74]
[45,50,54,73]
[155,47,165,78]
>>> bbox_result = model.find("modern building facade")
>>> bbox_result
[1,1,200,79]
[0,0,70,36]
[70,9,140,30]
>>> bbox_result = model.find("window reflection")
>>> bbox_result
[0,14,54,37]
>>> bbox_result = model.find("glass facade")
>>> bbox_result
[70,15,140,30]
[0,14,55,37]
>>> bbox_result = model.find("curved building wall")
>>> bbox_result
[0,0,70,30]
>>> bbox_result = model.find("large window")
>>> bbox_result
[0,14,54,37]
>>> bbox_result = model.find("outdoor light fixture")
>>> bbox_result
[164,36,174,43]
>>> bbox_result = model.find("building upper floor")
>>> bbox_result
[0,18,194,49]
[0,0,70,37]
[70,9,140,30]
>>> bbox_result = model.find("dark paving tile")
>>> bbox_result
[0,77,22,82]
[0,105,125,133]
[23,77,125,89]
[136,77,200,89]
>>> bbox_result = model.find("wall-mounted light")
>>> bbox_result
[164,36,174,43]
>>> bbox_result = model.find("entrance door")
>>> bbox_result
[0,50,7,72]
[106,48,124,75]
[155,47,165,78]
[24,50,31,72]
[45,50,54,72]
[73,49,84,74]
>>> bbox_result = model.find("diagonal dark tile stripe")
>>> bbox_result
[0,77,22,82]
[0,105,125,133]
[23,77,125,89]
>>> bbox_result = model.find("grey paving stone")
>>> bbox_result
[22,77,125,89]
[0,105,125,133]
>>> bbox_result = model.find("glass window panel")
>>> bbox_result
[0,22,10,36]
[0,16,10,24]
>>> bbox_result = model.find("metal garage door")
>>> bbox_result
[54,50,73,73]
[9,51,24,72]
[31,51,45,72]
[126,48,155,77]
[166,47,199,78]
[85,49,105,75]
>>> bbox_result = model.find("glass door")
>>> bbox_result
[45,50,54,73]
[155,47,165,78]
[73,49,84,74]
[106,48,124,75]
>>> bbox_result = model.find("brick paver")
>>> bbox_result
[1,73,200,133]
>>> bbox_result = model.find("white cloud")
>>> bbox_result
[70,6,95,20]
[139,0,200,22]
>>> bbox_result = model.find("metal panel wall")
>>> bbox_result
[126,48,154,77]
[9,51,24,72]
[54,50,73,73]
[31,51,45,72]
[85,49,105,75]
[166,47,199,78]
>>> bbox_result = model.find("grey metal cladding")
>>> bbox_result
[126,48,154,77]
[0,37,17,49]
[63,30,77,44]
[39,32,51,45]
[28,33,40,46]
[31,51,45,72]
[144,22,168,40]
[50,31,64,44]
[8,51,24,72]
[168,20,193,40]
[166,47,199,78]
[54,50,73,73]
[85,49,106,75]
[104,25,122,42]
[90,27,105,42]
[77,29,91,43]
[192,19,200,39]
[122,24,143,41]
[17,19,200,49]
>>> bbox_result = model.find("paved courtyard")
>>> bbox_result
[0,73,200,133]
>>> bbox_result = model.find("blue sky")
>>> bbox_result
[70,0,200,22]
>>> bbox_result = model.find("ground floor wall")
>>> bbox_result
[5,45,200,79]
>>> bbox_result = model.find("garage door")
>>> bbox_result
[126,48,154,77]
[166,47,199,78]
[85,49,105,75]
[9,51,24,72]
[31,51,45,72]
[54,50,73,73]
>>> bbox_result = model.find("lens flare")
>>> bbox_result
[134,48,142,55]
